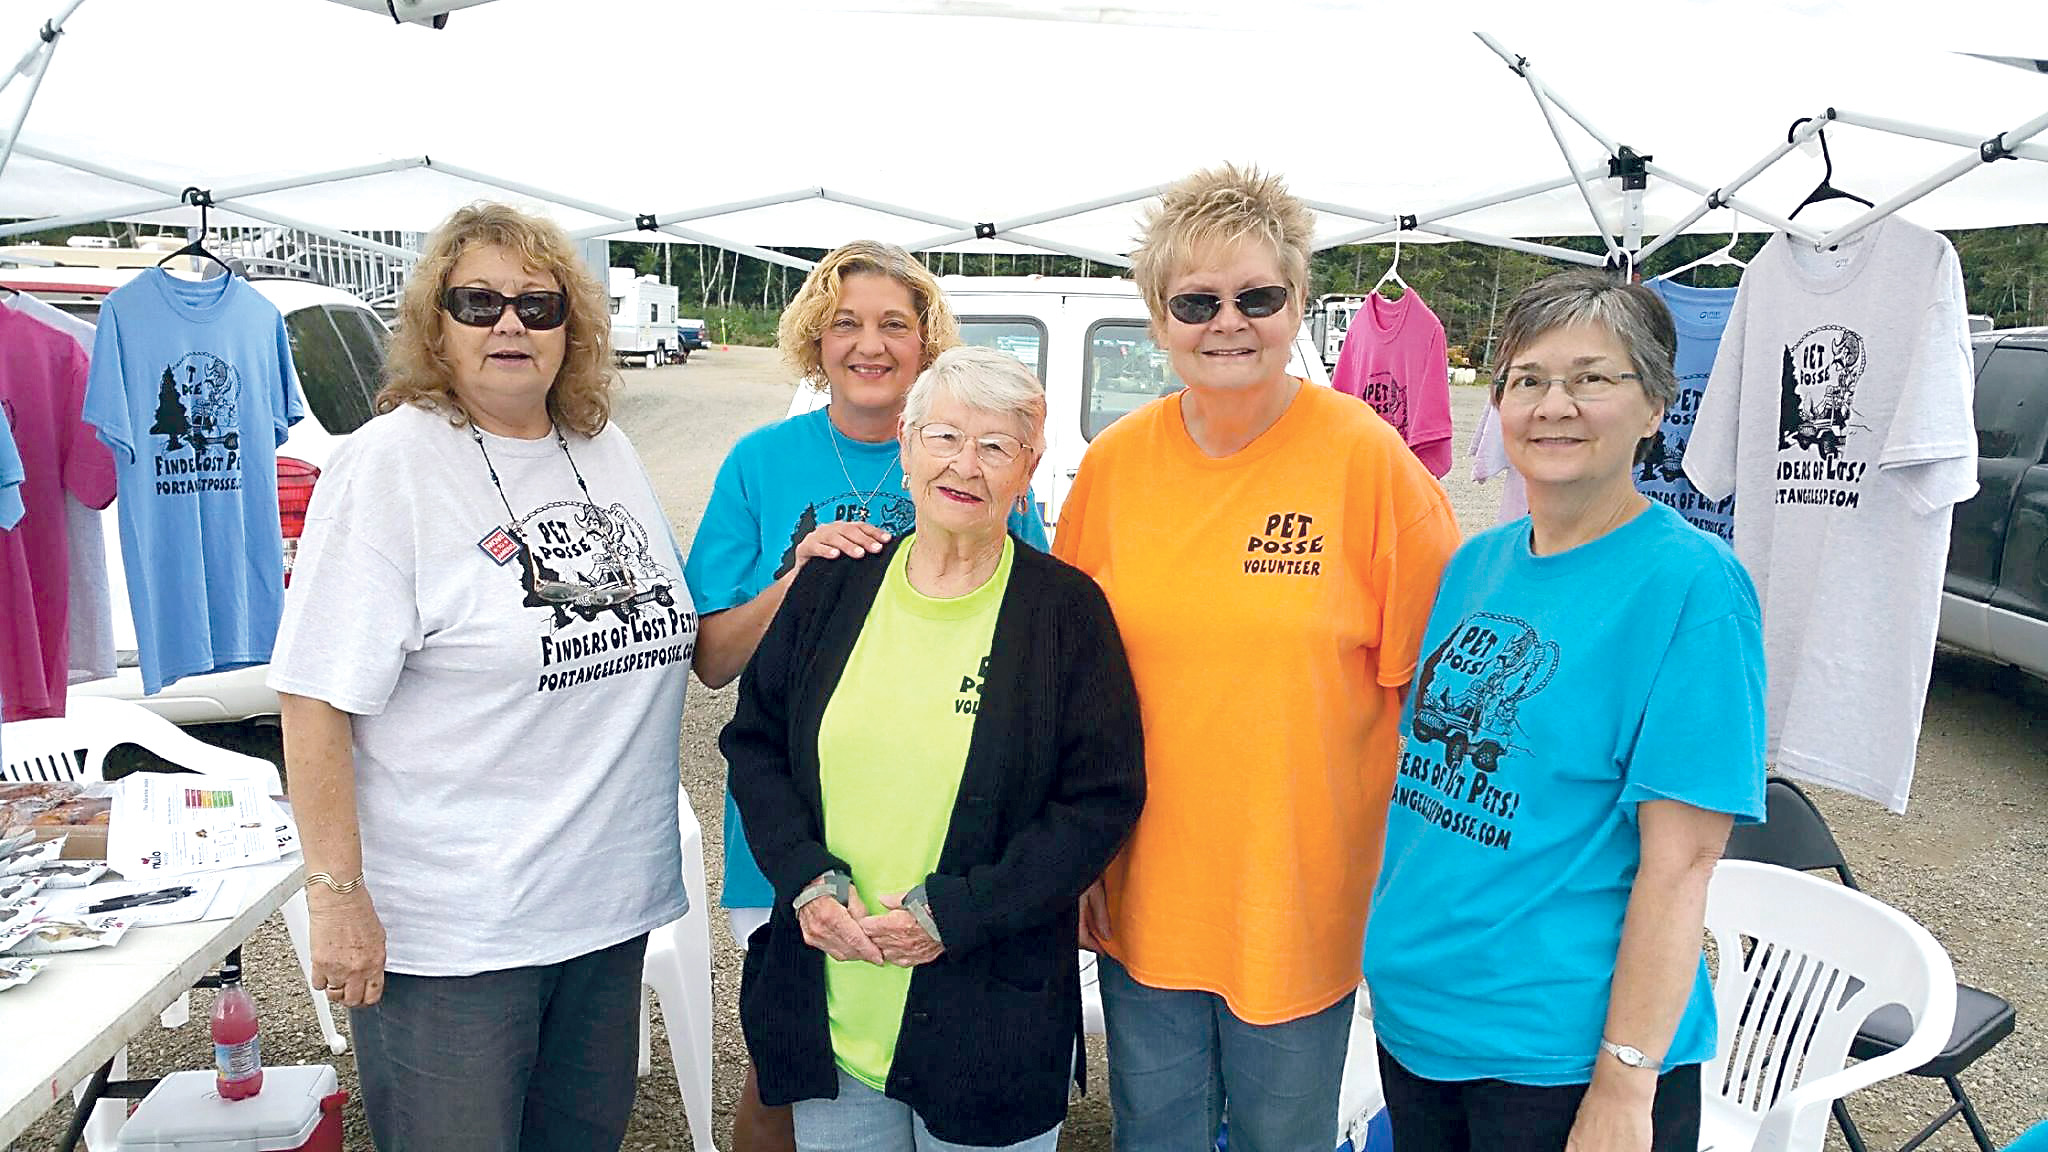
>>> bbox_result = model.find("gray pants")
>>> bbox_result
[349,933,650,1152]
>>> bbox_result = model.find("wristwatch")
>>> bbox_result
[1600,1039,1659,1072]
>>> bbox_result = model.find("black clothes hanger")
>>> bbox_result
[1787,118,1875,220]
[157,187,234,276]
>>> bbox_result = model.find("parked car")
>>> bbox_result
[1939,327,2048,681]
[786,275,1334,530]
[2,267,389,724]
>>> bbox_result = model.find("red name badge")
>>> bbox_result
[478,527,519,565]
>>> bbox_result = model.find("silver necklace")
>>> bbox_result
[827,410,897,514]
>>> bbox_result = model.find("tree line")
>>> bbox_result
[614,223,2047,362]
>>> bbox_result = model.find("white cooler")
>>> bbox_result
[114,1064,345,1152]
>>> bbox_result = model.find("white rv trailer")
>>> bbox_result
[608,268,680,368]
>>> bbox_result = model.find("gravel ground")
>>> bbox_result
[13,353,2042,1150]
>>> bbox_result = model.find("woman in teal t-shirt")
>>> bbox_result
[1364,270,1767,1152]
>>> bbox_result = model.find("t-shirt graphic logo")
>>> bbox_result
[151,353,241,455]
[1361,370,1409,438]
[773,492,916,578]
[1411,612,1559,775]
[1777,325,1866,464]
[512,499,678,630]
[955,655,989,715]
[148,353,246,497]
[1243,511,1325,576]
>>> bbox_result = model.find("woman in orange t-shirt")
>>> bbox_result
[1054,164,1459,1151]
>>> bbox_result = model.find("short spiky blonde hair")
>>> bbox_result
[777,240,959,391]
[378,202,616,438]
[1130,164,1315,331]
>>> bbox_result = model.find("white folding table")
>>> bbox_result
[0,856,305,1149]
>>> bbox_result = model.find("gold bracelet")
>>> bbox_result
[305,871,366,895]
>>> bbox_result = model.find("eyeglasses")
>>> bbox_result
[914,422,1029,468]
[1496,370,1641,405]
[1166,285,1290,325]
[442,286,570,330]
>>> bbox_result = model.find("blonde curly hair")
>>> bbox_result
[777,240,958,391]
[1130,164,1315,332]
[378,202,616,438]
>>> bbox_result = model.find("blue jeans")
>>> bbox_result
[348,933,649,1152]
[792,1067,1063,1151]
[1098,954,1352,1152]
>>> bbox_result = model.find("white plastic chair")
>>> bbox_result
[636,784,712,1151]
[1701,860,1957,1152]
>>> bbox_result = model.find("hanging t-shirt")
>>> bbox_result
[1471,402,1528,524]
[684,404,1049,910]
[1364,502,1766,1085]
[268,402,693,975]
[817,535,1013,1090]
[1054,383,1460,1024]
[82,269,304,695]
[1643,280,1739,542]
[1330,290,1455,478]
[6,292,117,686]
[1685,218,1977,812]
[0,307,115,722]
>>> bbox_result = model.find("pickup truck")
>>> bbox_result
[1939,327,2048,680]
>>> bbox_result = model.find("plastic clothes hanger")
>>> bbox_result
[1372,232,1411,300]
[156,190,235,277]
[1787,123,1875,220]
[1656,208,1750,283]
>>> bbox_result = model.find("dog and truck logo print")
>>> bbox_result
[1396,612,1559,851]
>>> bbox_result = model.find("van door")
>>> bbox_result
[1990,346,2048,660]
[1948,342,2048,602]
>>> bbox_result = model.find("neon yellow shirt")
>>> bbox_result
[817,535,1014,1088]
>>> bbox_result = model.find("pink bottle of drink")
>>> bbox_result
[211,959,264,1099]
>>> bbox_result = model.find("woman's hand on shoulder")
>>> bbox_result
[788,521,891,579]
[796,875,886,965]
[307,886,387,1007]
[861,892,945,968]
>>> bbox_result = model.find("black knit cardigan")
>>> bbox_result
[722,535,1145,1146]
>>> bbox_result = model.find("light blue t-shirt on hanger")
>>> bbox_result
[1365,501,1767,1086]
[82,269,303,694]
[0,404,23,530]
[1644,279,1740,542]
[685,405,1048,910]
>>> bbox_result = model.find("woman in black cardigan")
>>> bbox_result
[723,345,1145,1150]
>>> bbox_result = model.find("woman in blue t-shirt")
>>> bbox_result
[1363,269,1767,1152]
[682,240,1046,1152]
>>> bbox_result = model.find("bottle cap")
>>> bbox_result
[218,959,242,984]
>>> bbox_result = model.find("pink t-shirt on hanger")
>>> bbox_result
[1330,289,1455,477]
[0,307,116,721]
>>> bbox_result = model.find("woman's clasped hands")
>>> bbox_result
[794,874,944,968]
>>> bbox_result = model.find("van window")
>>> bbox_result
[1084,320,1181,439]
[282,306,377,435]
[958,318,1048,382]
[1973,346,2047,459]
[328,306,390,390]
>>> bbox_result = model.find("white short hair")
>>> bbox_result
[905,345,1047,448]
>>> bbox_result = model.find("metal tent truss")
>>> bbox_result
[3,9,2044,281]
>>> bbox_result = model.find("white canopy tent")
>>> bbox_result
[2,0,2046,272]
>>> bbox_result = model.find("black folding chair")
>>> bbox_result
[1723,777,2015,1152]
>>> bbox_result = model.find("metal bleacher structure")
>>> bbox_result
[207,225,422,307]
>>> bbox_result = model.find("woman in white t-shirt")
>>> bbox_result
[270,203,695,1151]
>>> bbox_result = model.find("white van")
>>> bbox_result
[788,275,1332,530]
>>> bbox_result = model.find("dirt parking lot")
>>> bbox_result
[14,348,2042,1150]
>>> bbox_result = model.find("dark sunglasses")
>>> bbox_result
[1166,284,1290,325]
[441,286,570,330]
